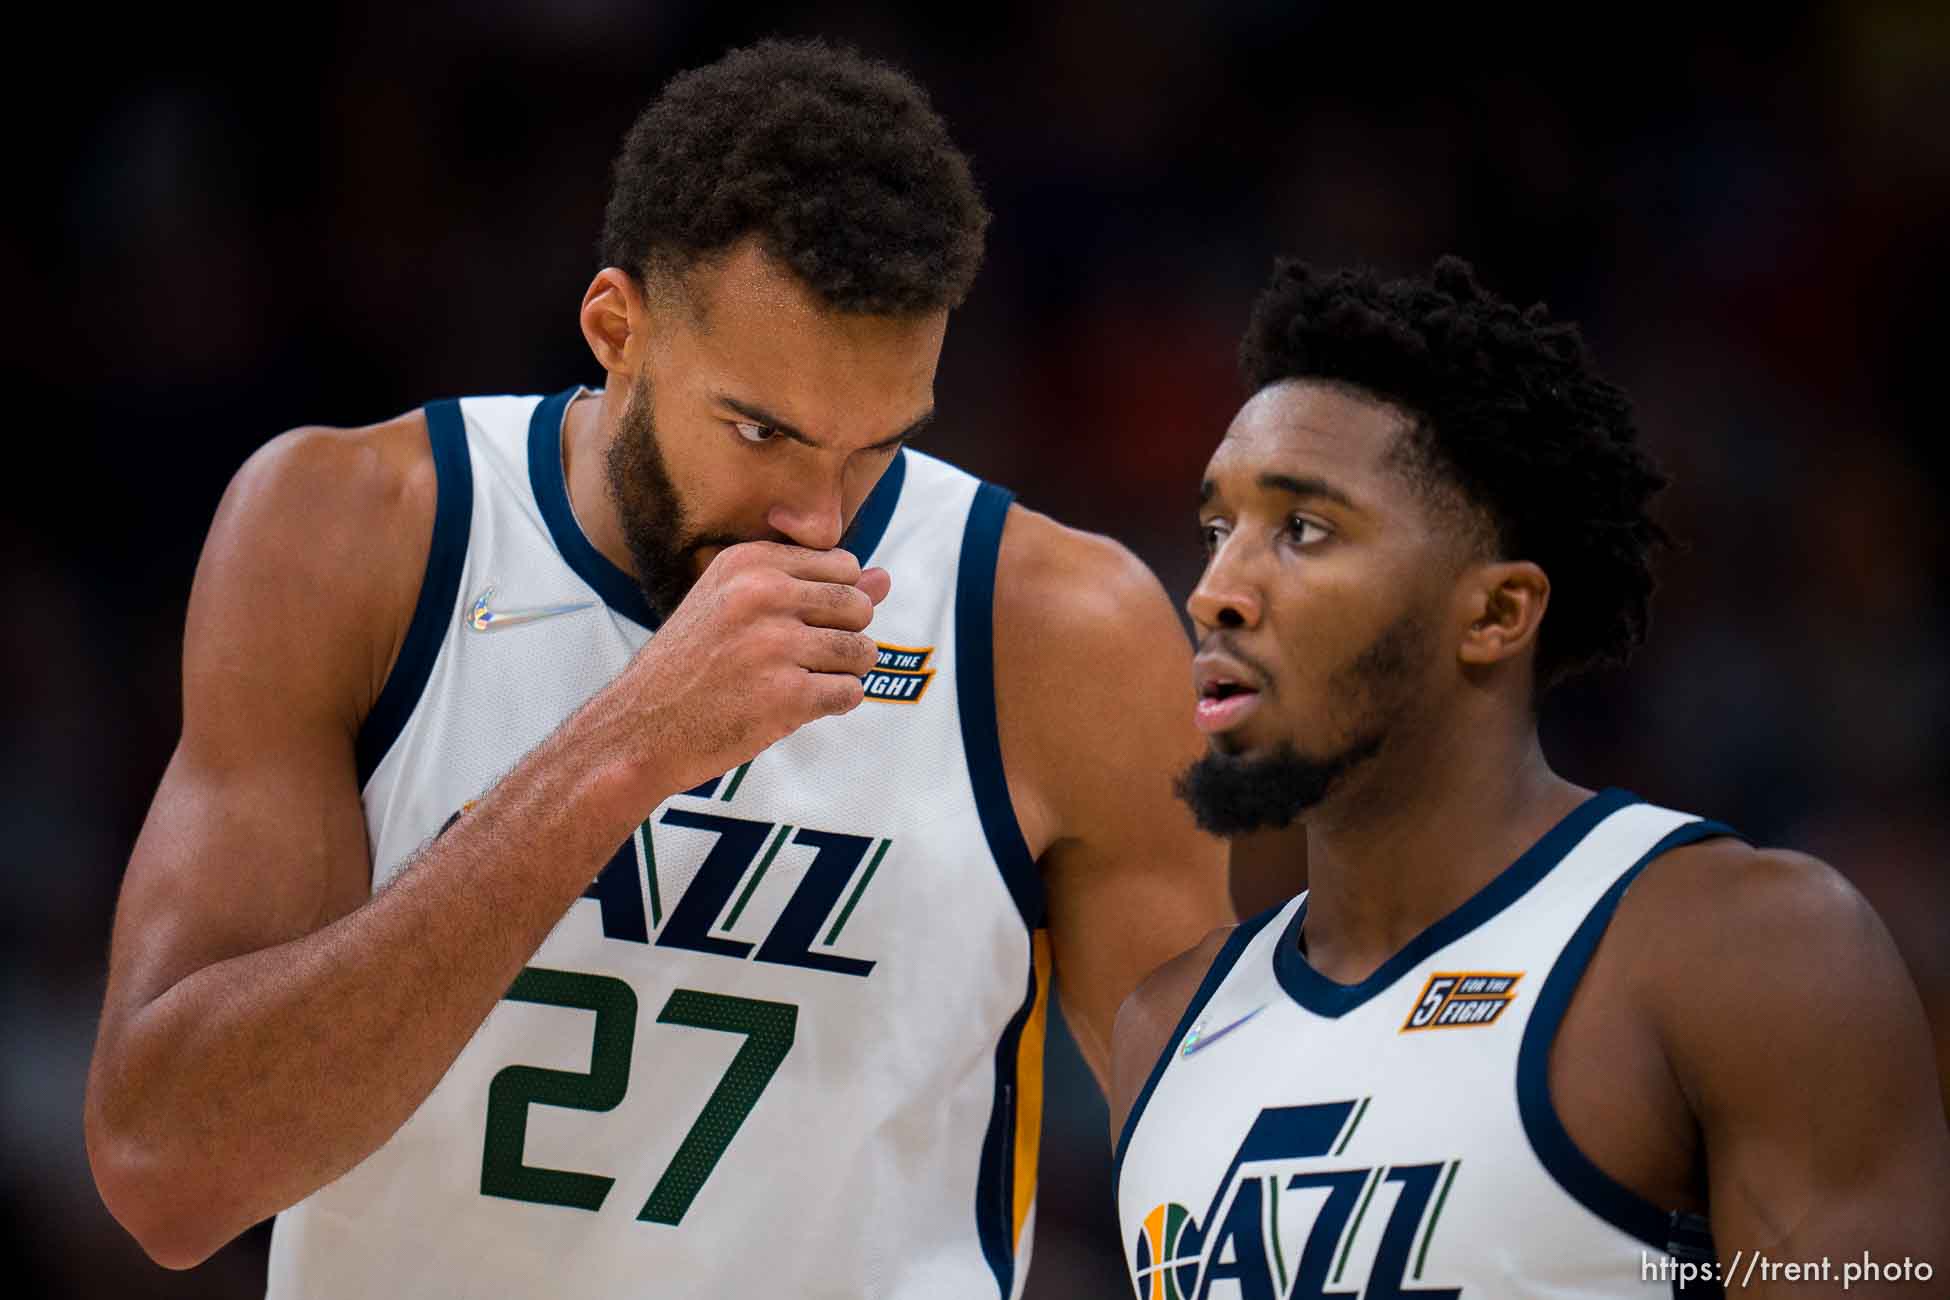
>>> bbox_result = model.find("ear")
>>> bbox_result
[579,267,645,379]
[1456,561,1550,668]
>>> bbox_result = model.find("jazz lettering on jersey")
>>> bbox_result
[524,763,891,980]
[1400,972,1523,1032]
[862,642,936,703]
[1132,1099,1462,1300]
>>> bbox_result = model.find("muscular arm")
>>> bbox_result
[85,419,880,1267]
[994,508,1232,1092]
[1644,842,1950,1293]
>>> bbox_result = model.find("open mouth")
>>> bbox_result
[1195,678,1262,733]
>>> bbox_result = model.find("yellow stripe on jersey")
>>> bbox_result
[1012,929,1053,1247]
[1141,1203,1169,1300]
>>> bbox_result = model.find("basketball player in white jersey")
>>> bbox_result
[1113,258,1949,1298]
[83,42,1230,1298]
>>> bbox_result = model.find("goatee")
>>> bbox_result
[1174,606,1428,836]
[1174,736,1380,836]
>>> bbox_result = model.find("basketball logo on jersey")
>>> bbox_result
[1401,972,1523,1031]
[863,642,936,703]
[1131,1099,1462,1300]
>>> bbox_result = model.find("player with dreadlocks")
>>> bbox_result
[1110,257,1948,1298]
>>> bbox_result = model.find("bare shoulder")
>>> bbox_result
[1109,924,1237,1139]
[991,504,1197,846]
[1610,829,1950,1254]
[1614,835,1881,975]
[214,410,437,586]
[1610,831,1933,1111]
[190,409,439,728]
[994,504,1181,641]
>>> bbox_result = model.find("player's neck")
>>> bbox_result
[561,387,639,579]
[1296,724,1586,987]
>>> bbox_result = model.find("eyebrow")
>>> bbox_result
[716,393,934,452]
[1199,473,1358,510]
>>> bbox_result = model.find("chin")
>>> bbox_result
[1208,720,1288,759]
[1207,732,1248,758]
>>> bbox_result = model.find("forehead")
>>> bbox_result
[671,241,945,429]
[1204,380,1415,502]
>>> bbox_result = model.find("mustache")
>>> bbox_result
[1197,631,1279,696]
[679,529,788,557]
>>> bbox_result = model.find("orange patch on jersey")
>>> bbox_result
[864,642,936,703]
[1401,971,1524,1031]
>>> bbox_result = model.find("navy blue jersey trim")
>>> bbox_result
[527,387,658,630]
[356,399,475,788]
[955,481,1044,931]
[975,935,1043,1296]
[1516,816,1741,1251]
[956,478,1044,1297]
[839,447,906,567]
[1272,787,1639,1018]
[1112,901,1290,1194]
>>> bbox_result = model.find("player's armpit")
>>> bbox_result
[992,507,1233,1093]
[1642,841,1950,1288]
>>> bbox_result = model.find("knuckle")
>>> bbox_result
[825,584,873,628]
[733,567,783,609]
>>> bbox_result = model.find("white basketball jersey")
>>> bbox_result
[1116,790,1736,1300]
[267,390,1052,1300]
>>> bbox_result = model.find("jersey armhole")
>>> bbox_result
[1515,818,1742,1252]
[354,399,475,788]
[954,482,1043,929]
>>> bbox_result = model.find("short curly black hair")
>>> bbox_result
[599,39,989,315]
[1239,256,1669,690]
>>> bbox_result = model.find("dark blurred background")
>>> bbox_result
[8,2,1947,1295]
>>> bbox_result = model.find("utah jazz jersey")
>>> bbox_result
[266,390,1050,1299]
[1116,790,1736,1299]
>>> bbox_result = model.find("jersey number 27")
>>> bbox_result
[478,968,795,1226]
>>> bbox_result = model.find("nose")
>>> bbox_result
[1186,539,1262,632]
[765,471,847,552]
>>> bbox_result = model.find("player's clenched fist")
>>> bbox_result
[581,542,892,809]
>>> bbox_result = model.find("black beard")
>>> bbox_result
[1174,735,1381,836]
[603,374,748,620]
[1175,606,1429,836]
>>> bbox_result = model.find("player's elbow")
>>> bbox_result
[85,1099,233,1269]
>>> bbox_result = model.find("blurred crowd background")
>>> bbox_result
[7,2,1946,1295]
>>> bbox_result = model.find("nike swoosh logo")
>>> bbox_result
[1180,1004,1267,1057]
[466,586,598,633]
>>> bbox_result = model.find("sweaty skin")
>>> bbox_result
[85,241,1230,1268]
[1112,380,1950,1296]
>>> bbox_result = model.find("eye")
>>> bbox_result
[1197,519,1230,556]
[1285,515,1329,546]
[733,421,777,444]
